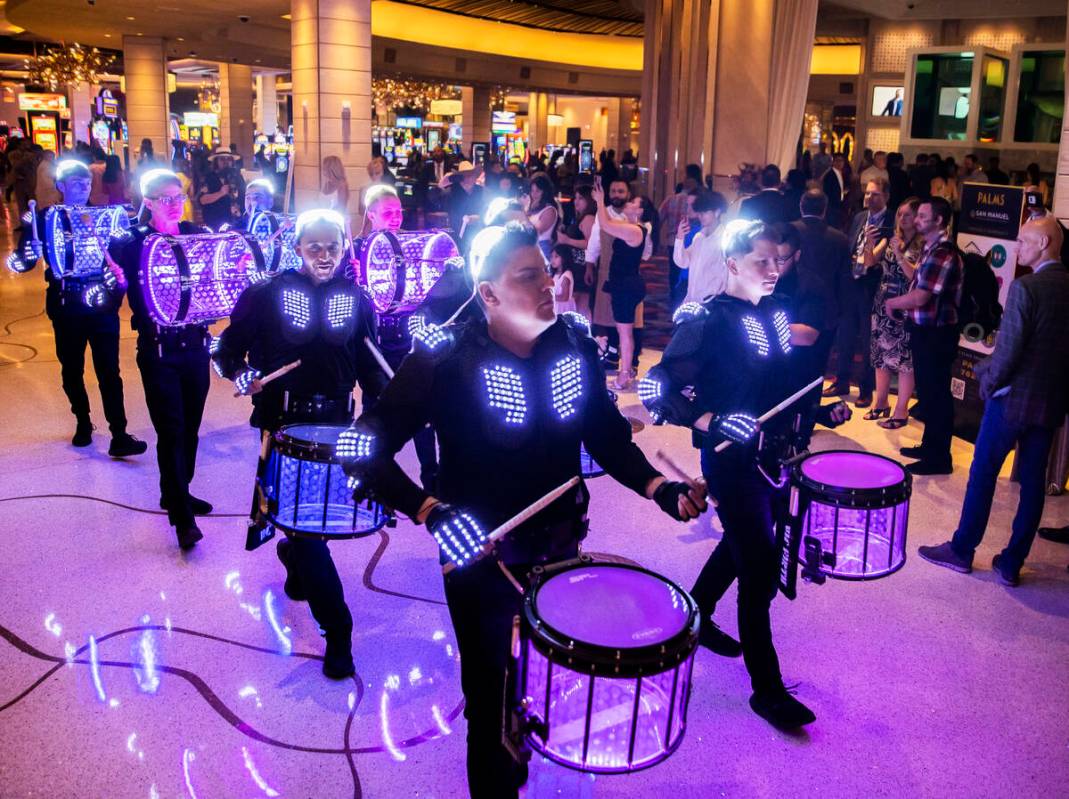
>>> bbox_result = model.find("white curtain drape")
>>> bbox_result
[765,0,820,174]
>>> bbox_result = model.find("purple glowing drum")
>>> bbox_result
[44,204,129,280]
[262,424,389,540]
[790,450,911,580]
[510,560,699,773]
[247,211,301,273]
[358,230,462,314]
[140,231,267,326]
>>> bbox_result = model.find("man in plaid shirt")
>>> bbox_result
[885,197,963,474]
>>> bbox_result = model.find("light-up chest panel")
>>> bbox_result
[741,314,770,357]
[326,293,355,329]
[282,288,311,329]
[482,365,528,425]
[549,355,583,420]
[772,310,792,354]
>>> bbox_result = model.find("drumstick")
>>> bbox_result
[28,200,39,243]
[265,217,293,245]
[233,359,301,397]
[441,476,581,575]
[713,376,824,453]
[363,336,395,379]
[655,449,717,508]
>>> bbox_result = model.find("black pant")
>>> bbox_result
[50,309,128,433]
[835,277,878,393]
[384,345,438,488]
[444,557,530,799]
[691,453,784,695]
[909,323,959,463]
[136,338,210,526]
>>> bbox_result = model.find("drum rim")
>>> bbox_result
[272,423,348,462]
[268,510,390,540]
[523,561,700,678]
[793,449,912,506]
[805,548,908,582]
[527,712,691,775]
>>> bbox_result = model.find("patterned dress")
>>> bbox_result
[871,236,922,372]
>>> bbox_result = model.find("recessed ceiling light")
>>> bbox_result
[177,37,185,41]
[281,13,291,20]
[136,32,144,36]
[104,33,111,38]
[126,16,136,21]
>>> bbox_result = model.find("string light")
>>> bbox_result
[25,42,113,90]
[372,78,460,113]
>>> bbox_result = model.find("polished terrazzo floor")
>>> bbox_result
[1,211,1067,799]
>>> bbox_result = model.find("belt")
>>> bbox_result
[282,391,354,418]
[376,312,412,347]
[142,323,210,355]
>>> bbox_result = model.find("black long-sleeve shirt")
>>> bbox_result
[349,314,660,564]
[212,269,389,428]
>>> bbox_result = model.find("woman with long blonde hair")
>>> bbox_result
[321,155,350,211]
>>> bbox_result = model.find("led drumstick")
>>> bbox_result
[28,200,39,243]
[655,449,717,508]
[264,217,293,245]
[441,476,581,575]
[233,359,301,397]
[713,376,823,453]
[363,336,395,379]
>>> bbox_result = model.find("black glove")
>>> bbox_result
[653,480,707,521]
[713,412,759,444]
[426,503,489,568]
[816,401,851,429]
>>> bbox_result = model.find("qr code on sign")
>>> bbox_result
[951,378,965,401]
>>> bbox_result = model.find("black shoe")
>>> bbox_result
[108,433,148,457]
[159,495,213,516]
[749,689,816,730]
[822,383,848,398]
[323,632,355,679]
[1038,526,1069,545]
[276,538,307,601]
[176,523,203,551]
[899,445,927,459]
[907,459,953,476]
[991,554,1020,587]
[698,620,742,658]
[918,541,972,573]
[72,419,94,447]
[855,393,874,409]
[908,403,925,421]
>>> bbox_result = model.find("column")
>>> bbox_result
[291,0,372,213]
[527,91,549,154]
[461,85,491,160]
[640,0,814,201]
[1055,22,1069,228]
[256,74,279,136]
[68,83,95,147]
[219,63,255,163]
[122,36,171,165]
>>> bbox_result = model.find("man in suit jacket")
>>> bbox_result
[821,153,847,229]
[919,215,1069,585]
[791,189,853,377]
[740,164,790,226]
[829,177,895,406]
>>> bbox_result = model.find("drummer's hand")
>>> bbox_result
[235,368,263,396]
[103,251,127,289]
[426,503,489,568]
[817,400,851,429]
[714,412,759,444]
[652,479,708,521]
[25,240,43,261]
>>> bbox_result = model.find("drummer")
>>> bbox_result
[7,159,146,457]
[639,219,848,731]
[230,178,277,232]
[107,169,213,551]
[339,222,706,798]
[212,208,389,679]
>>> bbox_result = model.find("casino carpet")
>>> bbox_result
[1,212,1068,799]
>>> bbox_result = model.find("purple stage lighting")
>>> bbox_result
[247,211,301,273]
[44,205,129,280]
[510,562,699,774]
[358,230,461,314]
[792,450,911,580]
[139,231,266,326]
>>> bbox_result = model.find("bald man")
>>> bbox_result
[920,215,1069,586]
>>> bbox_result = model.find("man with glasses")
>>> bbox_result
[211,209,389,678]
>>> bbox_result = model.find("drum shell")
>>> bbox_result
[247,211,301,273]
[139,231,266,327]
[45,205,130,280]
[262,424,389,540]
[358,229,461,314]
[517,561,699,774]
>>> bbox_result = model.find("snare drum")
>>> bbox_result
[247,211,300,273]
[44,204,129,280]
[508,560,699,774]
[262,423,389,539]
[789,450,911,580]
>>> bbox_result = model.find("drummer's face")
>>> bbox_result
[367,195,403,232]
[296,222,345,283]
[245,187,272,214]
[146,182,185,226]
[58,176,91,206]
[479,244,556,334]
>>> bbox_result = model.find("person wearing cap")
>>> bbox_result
[107,169,214,551]
[212,209,389,676]
[7,159,147,457]
[199,147,237,230]
[339,222,705,798]
[443,161,484,252]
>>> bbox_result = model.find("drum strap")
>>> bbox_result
[383,231,407,314]
[54,207,75,281]
[163,235,193,323]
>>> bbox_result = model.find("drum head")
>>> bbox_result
[275,423,349,460]
[534,564,691,649]
[800,451,905,490]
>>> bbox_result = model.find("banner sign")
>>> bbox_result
[957,182,1024,240]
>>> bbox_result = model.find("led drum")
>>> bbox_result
[358,230,462,314]
[789,450,911,580]
[139,231,267,326]
[247,211,301,273]
[44,204,129,280]
[261,424,389,540]
[507,560,699,774]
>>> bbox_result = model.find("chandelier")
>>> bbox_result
[25,43,113,90]
[372,77,460,112]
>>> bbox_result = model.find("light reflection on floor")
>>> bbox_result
[1,209,1068,797]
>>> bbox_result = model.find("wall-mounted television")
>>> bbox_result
[872,86,904,117]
